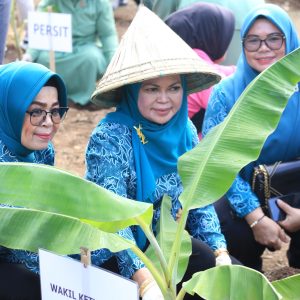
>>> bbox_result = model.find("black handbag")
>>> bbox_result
[252,159,300,216]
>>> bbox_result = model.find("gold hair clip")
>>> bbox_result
[134,124,148,144]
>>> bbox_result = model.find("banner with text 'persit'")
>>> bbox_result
[28,12,72,53]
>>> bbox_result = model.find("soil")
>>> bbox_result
[4,0,300,282]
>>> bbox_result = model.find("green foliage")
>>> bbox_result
[1,48,300,299]
[183,266,281,300]
[0,162,153,233]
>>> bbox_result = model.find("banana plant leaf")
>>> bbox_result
[0,162,153,232]
[173,48,300,298]
[182,265,282,300]
[0,207,134,254]
[179,47,300,209]
[272,274,300,300]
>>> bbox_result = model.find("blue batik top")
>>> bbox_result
[85,119,227,277]
[202,4,300,217]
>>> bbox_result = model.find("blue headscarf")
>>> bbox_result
[219,4,300,180]
[223,3,300,103]
[0,61,67,162]
[103,76,193,202]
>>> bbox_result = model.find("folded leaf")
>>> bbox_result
[0,207,134,254]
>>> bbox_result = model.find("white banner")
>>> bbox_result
[39,249,138,300]
[28,12,72,52]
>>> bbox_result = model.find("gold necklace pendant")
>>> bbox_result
[134,124,148,144]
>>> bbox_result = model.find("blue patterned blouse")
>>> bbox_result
[85,120,227,278]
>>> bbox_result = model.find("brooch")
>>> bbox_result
[134,124,148,144]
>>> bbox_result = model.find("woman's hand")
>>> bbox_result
[278,200,300,232]
[132,268,163,300]
[245,208,290,250]
[215,251,232,266]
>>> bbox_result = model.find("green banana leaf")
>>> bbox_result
[0,207,134,254]
[0,162,152,232]
[182,265,282,300]
[179,47,300,209]
[174,48,300,298]
[272,274,300,300]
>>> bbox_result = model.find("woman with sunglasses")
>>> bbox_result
[0,61,68,299]
[202,3,300,271]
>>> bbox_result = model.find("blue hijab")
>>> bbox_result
[0,61,67,162]
[220,4,300,180]
[103,76,193,203]
[223,3,299,104]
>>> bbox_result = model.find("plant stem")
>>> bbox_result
[130,244,169,296]
[168,204,189,287]
[136,217,170,283]
[176,287,187,300]
[10,0,23,60]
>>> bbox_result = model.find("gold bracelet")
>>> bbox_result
[214,248,229,257]
[250,215,265,228]
[139,279,155,297]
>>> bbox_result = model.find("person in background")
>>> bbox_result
[86,6,239,300]
[23,0,119,110]
[165,2,236,138]
[111,0,128,9]
[0,61,68,299]
[16,0,35,50]
[0,0,35,62]
[202,3,300,271]
[0,0,11,64]
[144,0,265,65]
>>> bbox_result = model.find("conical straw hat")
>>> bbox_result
[92,5,221,108]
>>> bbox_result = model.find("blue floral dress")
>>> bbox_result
[85,120,227,278]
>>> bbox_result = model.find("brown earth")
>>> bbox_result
[4,0,300,282]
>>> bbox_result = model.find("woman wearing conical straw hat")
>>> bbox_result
[85,6,239,299]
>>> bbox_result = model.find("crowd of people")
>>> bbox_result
[1,1,300,299]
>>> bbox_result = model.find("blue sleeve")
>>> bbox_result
[202,85,229,137]
[227,175,260,217]
[85,123,144,278]
[203,85,260,218]
[187,205,227,250]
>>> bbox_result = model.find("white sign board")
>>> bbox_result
[28,12,72,52]
[39,249,138,300]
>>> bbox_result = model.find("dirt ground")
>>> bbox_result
[4,0,300,280]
